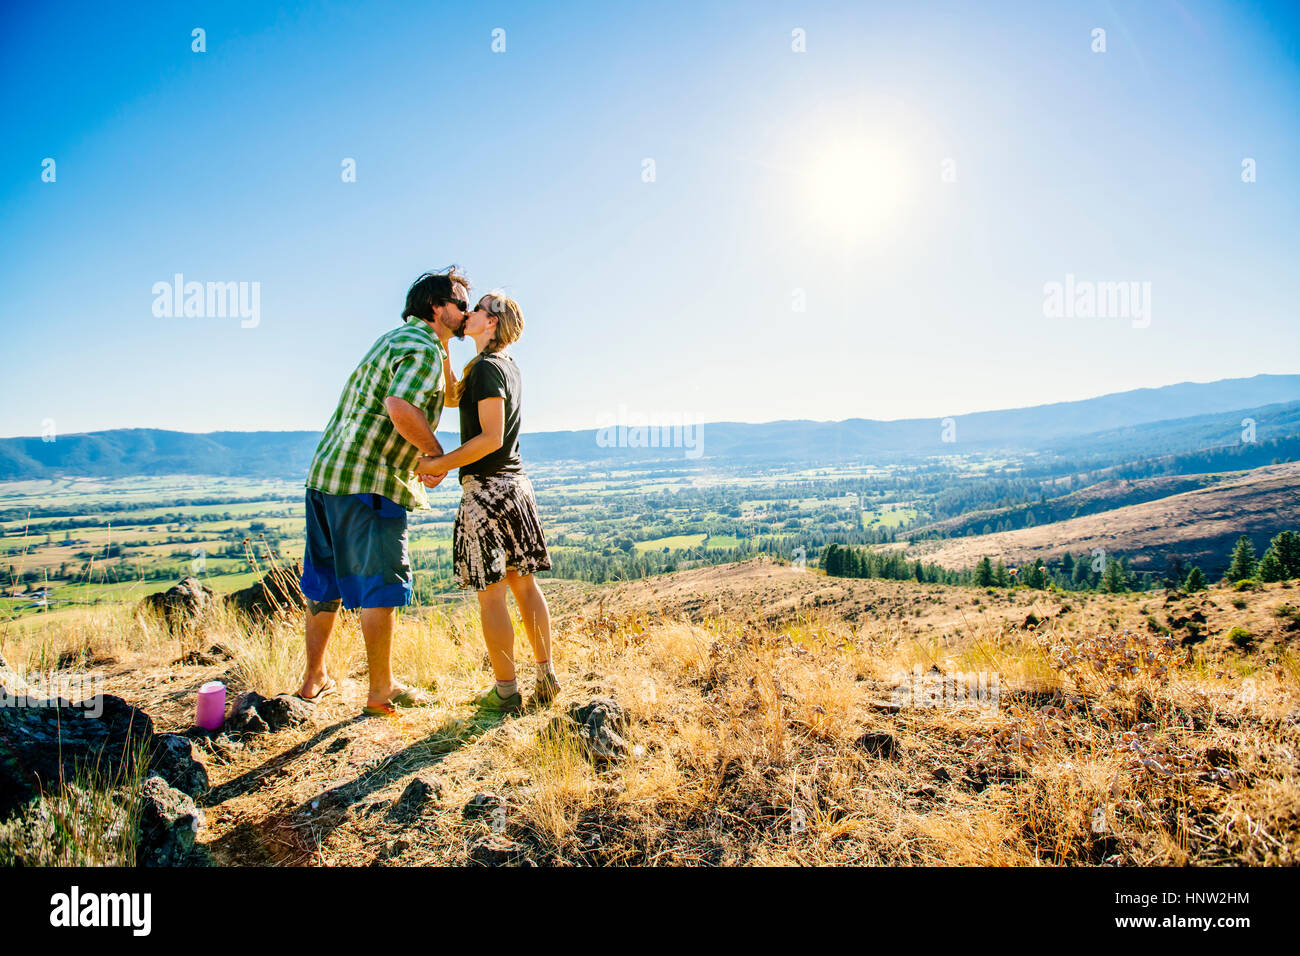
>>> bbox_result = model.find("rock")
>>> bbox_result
[0,784,134,865]
[467,835,532,867]
[551,697,629,764]
[463,792,507,820]
[0,682,213,865]
[228,691,313,735]
[225,564,306,620]
[0,649,26,697]
[229,692,270,734]
[227,697,270,735]
[854,731,900,759]
[389,774,441,822]
[138,577,218,631]
[137,774,202,866]
[150,734,209,799]
[0,692,154,820]
[259,694,315,731]
[174,649,218,666]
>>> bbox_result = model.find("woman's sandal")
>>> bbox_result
[474,685,523,714]
[362,685,432,717]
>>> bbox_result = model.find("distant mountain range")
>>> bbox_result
[2,374,1298,480]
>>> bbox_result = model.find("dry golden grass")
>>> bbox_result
[3,567,1298,866]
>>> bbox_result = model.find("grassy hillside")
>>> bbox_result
[905,461,1300,576]
[2,557,1296,865]
[911,474,1225,539]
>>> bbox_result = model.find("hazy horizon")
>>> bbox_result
[1,370,1296,441]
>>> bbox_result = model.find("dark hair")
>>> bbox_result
[402,266,470,322]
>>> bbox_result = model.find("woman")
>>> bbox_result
[416,293,558,713]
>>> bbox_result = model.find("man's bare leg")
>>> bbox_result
[298,605,337,698]
[360,606,400,709]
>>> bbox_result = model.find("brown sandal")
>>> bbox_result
[362,685,431,717]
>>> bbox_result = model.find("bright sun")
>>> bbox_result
[799,134,916,241]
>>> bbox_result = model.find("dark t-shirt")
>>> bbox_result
[457,352,523,481]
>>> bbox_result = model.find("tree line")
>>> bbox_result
[821,529,1300,594]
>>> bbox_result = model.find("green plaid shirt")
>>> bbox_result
[306,317,446,510]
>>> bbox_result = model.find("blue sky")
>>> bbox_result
[2,0,1297,438]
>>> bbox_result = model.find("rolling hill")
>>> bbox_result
[902,461,1300,575]
[2,374,1298,479]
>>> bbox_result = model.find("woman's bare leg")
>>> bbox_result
[506,569,552,666]
[477,579,517,682]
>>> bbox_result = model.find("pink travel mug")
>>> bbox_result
[196,680,226,730]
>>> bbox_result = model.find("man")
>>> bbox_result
[296,267,468,715]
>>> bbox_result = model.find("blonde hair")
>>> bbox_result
[449,293,524,405]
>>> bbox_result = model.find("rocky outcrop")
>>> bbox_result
[225,564,305,620]
[0,685,209,865]
[388,774,442,822]
[468,835,533,866]
[854,731,900,759]
[137,774,203,866]
[547,697,630,764]
[228,691,314,735]
[463,791,508,820]
[138,577,218,631]
[0,692,210,817]
[151,733,210,798]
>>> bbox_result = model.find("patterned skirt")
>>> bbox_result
[452,473,552,591]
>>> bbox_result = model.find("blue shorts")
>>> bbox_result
[300,489,412,611]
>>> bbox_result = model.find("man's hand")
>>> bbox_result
[419,471,447,489]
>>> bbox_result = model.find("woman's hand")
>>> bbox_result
[416,454,447,477]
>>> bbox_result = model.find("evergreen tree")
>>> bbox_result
[1061,551,1075,576]
[1162,553,1185,590]
[993,559,1010,588]
[1269,530,1300,579]
[1102,557,1128,593]
[1257,547,1286,583]
[1184,566,1207,592]
[1227,535,1257,583]
[1028,558,1047,589]
[974,556,993,587]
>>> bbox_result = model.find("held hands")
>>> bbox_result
[416,454,448,487]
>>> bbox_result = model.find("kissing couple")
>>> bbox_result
[296,266,556,716]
